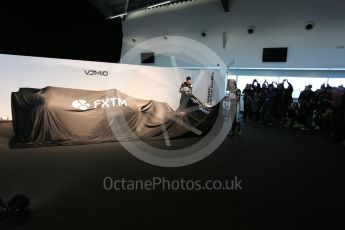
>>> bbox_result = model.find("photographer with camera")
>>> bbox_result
[242,83,253,122]
[279,79,294,121]
[252,79,261,92]
[298,84,316,131]
[261,83,277,125]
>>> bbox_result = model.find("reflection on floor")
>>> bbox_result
[0,121,344,230]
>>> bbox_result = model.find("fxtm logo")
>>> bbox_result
[191,97,210,114]
[72,98,128,111]
[84,70,109,76]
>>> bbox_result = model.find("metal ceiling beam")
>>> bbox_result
[106,0,192,19]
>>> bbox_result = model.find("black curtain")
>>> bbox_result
[0,0,123,63]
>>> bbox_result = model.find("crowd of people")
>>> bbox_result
[241,79,345,141]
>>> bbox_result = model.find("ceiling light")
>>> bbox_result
[247,26,256,34]
[107,13,127,20]
[305,21,315,30]
[147,1,172,9]
[201,29,207,37]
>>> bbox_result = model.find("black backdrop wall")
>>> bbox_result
[0,0,123,63]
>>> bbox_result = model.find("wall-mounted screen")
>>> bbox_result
[262,47,288,62]
[141,52,155,64]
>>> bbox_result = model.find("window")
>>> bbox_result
[328,78,344,87]
[236,75,279,92]
[282,77,327,98]
[228,70,345,99]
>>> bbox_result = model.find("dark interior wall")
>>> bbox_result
[0,0,123,63]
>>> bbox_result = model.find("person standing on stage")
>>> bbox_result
[179,76,193,106]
